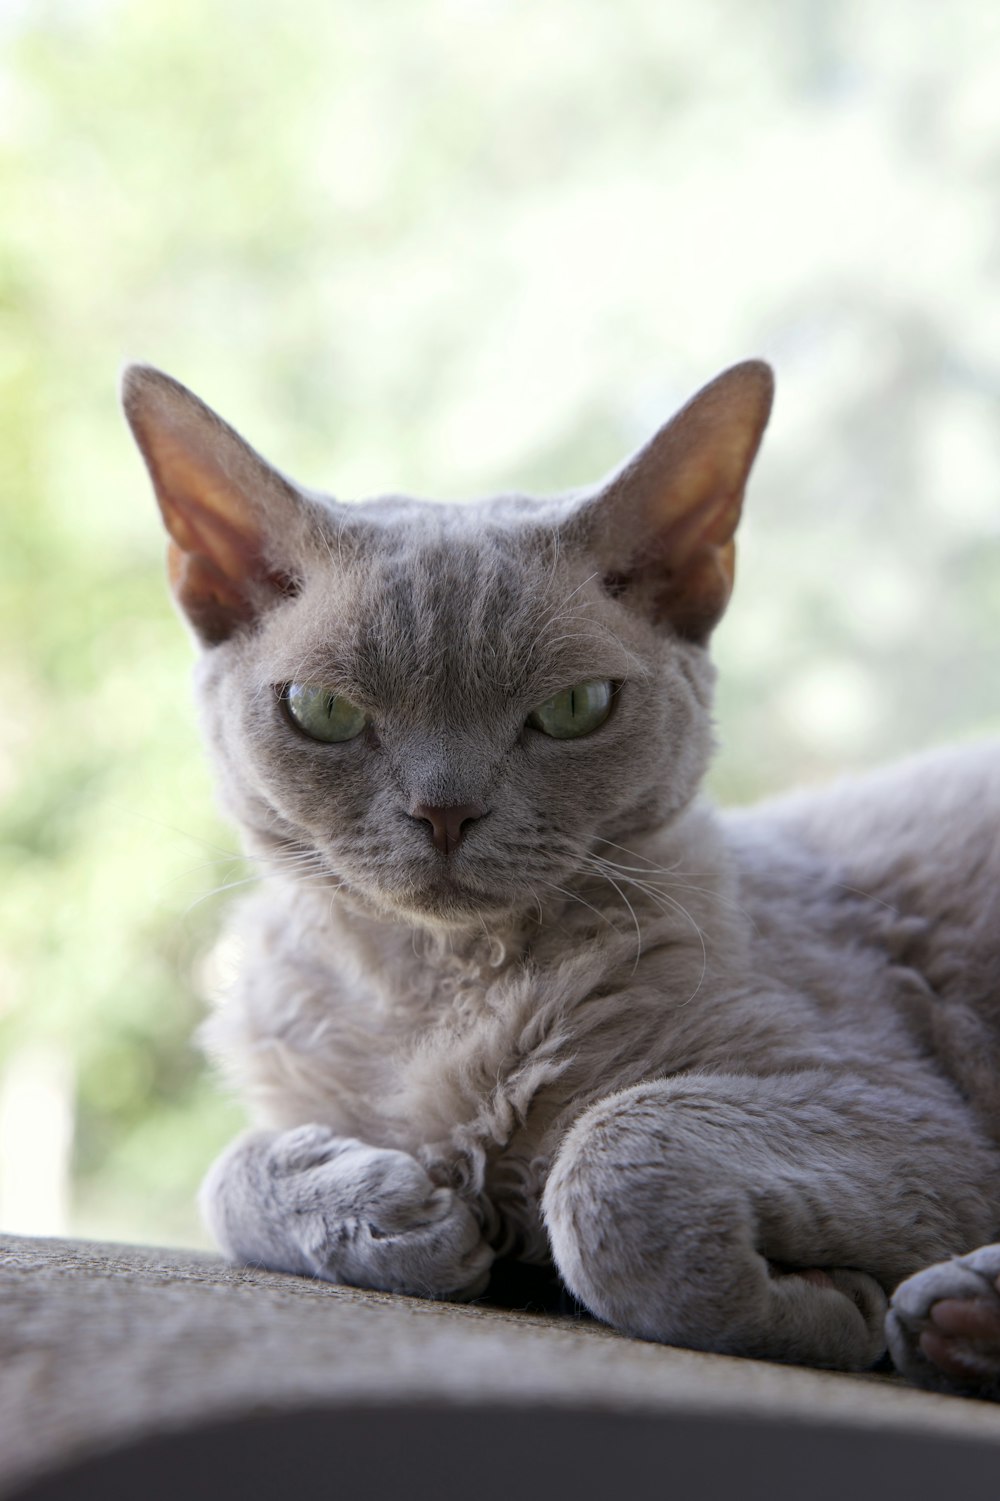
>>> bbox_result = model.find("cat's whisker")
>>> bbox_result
[625,887,708,1006]
[581,856,710,1004]
[165,864,255,894]
[239,858,330,884]
[103,801,248,860]
[163,857,253,887]
[533,571,601,632]
[588,855,684,877]
[182,873,270,913]
[264,848,329,868]
[586,838,760,932]
[538,613,644,687]
[832,881,901,916]
[585,853,697,908]
[523,586,605,671]
[591,858,734,912]
[536,879,619,935]
[159,843,331,909]
[579,865,644,973]
[590,837,686,874]
[184,858,341,914]
[187,841,337,902]
[584,853,706,932]
[595,837,893,929]
[660,880,761,936]
[334,510,353,569]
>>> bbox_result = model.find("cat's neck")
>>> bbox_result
[290,880,536,979]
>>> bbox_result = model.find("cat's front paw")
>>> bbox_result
[886,1244,1000,1397]
[202,1125,494,1301]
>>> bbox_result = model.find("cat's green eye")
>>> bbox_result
[527,679,615,739]
[282,683,368,743]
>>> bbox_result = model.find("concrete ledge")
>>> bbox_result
[3,1233,1000,1499]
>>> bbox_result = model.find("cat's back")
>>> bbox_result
[726,740,1000,1134]
[731,739,1000,926]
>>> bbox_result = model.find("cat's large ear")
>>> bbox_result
[121,365,316,645]
[573,360,774,643]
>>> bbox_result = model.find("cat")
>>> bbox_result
[122,359,1000,1395]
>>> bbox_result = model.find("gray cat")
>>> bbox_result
[123,360,1000,1395]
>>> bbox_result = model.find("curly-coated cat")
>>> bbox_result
[123,360,1000,1391]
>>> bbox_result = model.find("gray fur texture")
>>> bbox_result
[122,360,1000,1385]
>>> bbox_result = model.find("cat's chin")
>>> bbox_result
[343,869,526,931]
[386,885,522,930]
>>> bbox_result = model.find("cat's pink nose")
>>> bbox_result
[410,802,488,857]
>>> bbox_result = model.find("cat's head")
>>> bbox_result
[123,361,772,929]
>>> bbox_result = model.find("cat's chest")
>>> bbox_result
[268,928,743,1169]
[224,864,934,1231]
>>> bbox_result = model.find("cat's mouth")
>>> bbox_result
[273,835,530,926]
[394,867,518,921]
[348,859,525,926]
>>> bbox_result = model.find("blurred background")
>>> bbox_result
[1,0,999,1248]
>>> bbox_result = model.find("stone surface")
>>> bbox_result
[4,1233,1000,1498]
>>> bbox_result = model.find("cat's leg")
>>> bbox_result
[886,1245,1000,1396]
[201,1125,494,1300]
[542,1071,993,1370]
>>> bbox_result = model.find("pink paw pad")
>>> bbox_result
[919,1286,1000,1382]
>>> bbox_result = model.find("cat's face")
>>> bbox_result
[193,505,717,925]
[123,362,772,928]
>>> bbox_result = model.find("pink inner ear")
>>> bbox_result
[592,365,772,642]
[124,366,310,642]
[151,431,266,572]
[167,542,258,643]
[649,539,735,643]
[164,483,264,582]
[149,433,301,642]
[166,540,300,645]
[646,476,743,571]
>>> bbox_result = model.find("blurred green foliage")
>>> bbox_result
[1,0,998,1246]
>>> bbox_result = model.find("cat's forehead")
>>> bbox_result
[258,497,637,715]
[354,504,554,606]
[331,493,557,606]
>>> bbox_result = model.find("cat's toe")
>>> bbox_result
[272,1123,349,1172]
[350,1188,494,1300]
[827,1268,888,1356]
[951,1244,1000,1284]
[887,1245,1000,1396]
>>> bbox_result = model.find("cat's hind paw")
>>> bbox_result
[886,1244,1000,1397]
